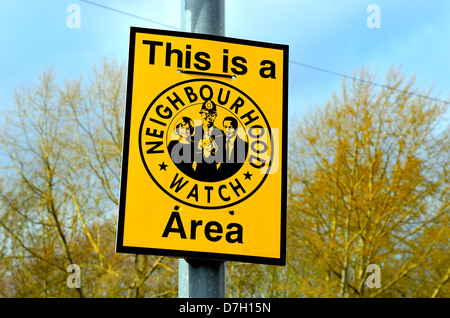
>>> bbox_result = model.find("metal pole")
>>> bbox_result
[181,0,225,36]
[179,0,226,298]
[179,259,226,297]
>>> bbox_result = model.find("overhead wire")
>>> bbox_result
[288,60,448,104]
[77,0,449,105]
[77,0,181,30]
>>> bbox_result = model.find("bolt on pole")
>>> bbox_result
[178,0,226,298]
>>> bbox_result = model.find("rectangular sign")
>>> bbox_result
[116,27,288,265]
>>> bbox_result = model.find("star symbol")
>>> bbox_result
[159,162,168,171]
[243,171,252,180]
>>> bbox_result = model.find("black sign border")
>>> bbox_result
[116,27,288,266]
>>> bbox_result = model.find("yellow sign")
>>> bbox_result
[116,27,288,265]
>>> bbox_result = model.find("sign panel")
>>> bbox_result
[116,27,288,265]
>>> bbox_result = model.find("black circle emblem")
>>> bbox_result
[139,79,273,209]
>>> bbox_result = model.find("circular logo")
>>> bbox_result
[139,79,273,209]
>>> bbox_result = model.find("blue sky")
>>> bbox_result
[0,0,449,119]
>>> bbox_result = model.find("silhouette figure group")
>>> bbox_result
[167,99,248,182]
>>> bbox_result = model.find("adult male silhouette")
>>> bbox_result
[192,99,224,181]
[221,116,248,178]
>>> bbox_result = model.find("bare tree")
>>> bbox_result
[1,62,446,298]
[0,60,177,297]
[288,67,449,297]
